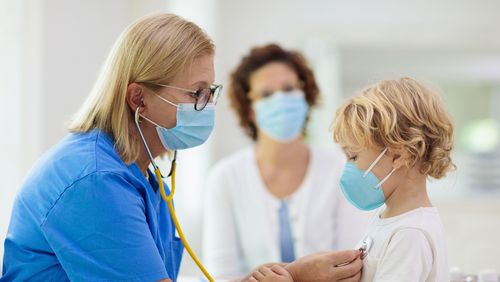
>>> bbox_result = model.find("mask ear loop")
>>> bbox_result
[363,148,389,177]
[375,167,396,189]
[135,103,177,178]
[140,114,162,128]
[360,148,397,189]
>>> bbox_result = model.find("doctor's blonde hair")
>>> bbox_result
[69,13,214,164]
[331,77,455,179]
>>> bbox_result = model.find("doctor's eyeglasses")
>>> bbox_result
[142,82,223,111]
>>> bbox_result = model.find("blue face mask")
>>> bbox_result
[141,95,215,150]
[339,148,396,211]
[254,89,308,142]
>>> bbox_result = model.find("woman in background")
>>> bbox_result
[203,44,370,278]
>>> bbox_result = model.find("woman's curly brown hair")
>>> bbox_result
[228,44,319,141]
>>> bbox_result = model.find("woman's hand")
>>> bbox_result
[284,250,362,282]
[248,265,293,282]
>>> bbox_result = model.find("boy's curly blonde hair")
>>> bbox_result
[332,77,455,179]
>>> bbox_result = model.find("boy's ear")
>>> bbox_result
[389,147,410,169]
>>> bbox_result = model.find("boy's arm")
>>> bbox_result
[239,263,287,282]
[248,265,293,282]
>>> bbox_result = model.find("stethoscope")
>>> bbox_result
[336,236,373,268]
[134,105,215,282]
[359,236,373,259]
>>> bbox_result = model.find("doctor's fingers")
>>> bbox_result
[270,265,289,275]
[331,256,363,280]
[329,250,361,266]
[337,271,362,282]
[258,266,274,276]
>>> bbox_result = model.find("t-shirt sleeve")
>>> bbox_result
[374,228,434,282]
[40,172,168,281]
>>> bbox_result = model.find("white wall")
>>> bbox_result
[0,0,43,271]
[41,0,167,149]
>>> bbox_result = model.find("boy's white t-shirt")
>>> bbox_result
[359,207,449,282]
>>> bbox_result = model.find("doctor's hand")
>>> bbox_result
[284,250,362,282]
[248,265,293,282]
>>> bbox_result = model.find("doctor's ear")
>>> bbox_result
[388,147,411,170]
[126,83,145,112]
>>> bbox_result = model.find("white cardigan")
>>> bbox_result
[202,146,372,278]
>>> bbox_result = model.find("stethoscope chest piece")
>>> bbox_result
[359,236,373,259]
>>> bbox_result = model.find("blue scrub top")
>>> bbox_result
[1,129,183,281]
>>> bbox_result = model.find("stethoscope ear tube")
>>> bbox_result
[134,105,214,281]
[134,105,157,170]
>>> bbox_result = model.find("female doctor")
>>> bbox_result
[1,13,362,282]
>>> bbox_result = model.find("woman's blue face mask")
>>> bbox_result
[339,148,396,211]
[253,89,309,142]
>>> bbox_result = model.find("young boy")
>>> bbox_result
[249,77,453,282]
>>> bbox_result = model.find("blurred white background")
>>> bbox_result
[1,0,500,278]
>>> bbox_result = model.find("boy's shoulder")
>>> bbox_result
[370,207,446,256]
[375,207,444,234]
